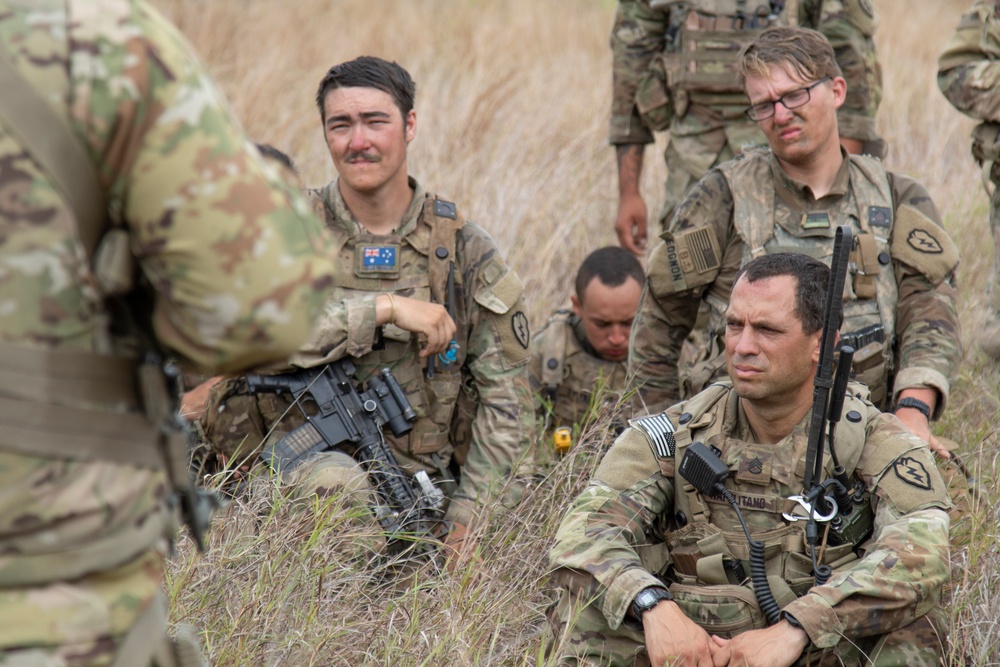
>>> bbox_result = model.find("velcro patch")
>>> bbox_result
[434,199,457,219]
[631,413,677,459]
[868,206,892,228]
[890,204,959,285]
[802,212,830,229]
[893,456,933,490]
[361,245,397,270]
[736,451,772,486]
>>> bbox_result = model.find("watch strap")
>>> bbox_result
[895,397,931,421]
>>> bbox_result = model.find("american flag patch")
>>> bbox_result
[631,413,677,459]
[362,246,397,270]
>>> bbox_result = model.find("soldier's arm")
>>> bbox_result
[782,415,951,648]
[549,427,673,630]
[938,5,1000,122]
[804,0,882,147]
[609,0,669,146]
[447,225,534,527]
[627,170,735,410]
[888,174,962,419]
[94,3,334,374]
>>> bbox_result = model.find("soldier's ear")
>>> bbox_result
[405,109,417,143]
[830,76,848,110]
[571,293,582,317]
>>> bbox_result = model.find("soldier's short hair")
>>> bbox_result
[315,56,416,122]
[737,26,842,88]
[734,253,839,335]
[575,247,645,304]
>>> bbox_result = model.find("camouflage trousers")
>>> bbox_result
[982,191,1000,359]
[546,589,946,666]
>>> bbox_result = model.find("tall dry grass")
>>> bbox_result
[157,0,1000,664]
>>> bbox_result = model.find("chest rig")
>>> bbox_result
[717,151,898,407]
[632,382,870,602]
[538,311,628,427]
[319,192,469,458]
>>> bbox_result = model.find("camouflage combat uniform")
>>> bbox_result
[0,0,335,664]
[628,148,961,415]
[203,178,534,528]
[612,0,883,227]
[548,381,951,666]
[939,0,1000,359]
[529,310,629,441]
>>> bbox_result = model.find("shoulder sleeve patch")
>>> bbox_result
[648,226,721,297]
[890,204,959,285]
[474,262,524,315]
[629,413,677,459]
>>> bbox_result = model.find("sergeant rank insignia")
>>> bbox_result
[631,413,677,459]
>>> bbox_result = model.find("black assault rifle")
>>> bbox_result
[244,360,445,557]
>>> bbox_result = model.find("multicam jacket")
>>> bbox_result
[549,380,951,650]
[0,0,334,651]
[204,178,534,527]
[611,0,883,221]
[628,149,961,414]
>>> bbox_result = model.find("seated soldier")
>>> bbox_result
[189,56,534,560]
[548,253,950,666]
[529,247,644,452]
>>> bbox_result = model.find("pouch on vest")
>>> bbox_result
[850,232,880,300]
[850,341,885,406]
[667,582,767,638]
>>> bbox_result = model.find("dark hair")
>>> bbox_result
[315,56,416,122]
[254,143,296,173]
[737,26,842,89]
[575,246,645,303]
[733,253,840,334]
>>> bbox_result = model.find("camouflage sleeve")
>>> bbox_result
[783,413,950,648]
[609,0,669,145]
[549,427,673,630]
[446,224,534,526]
[82,1,335,373]
[627,170,737,409]
[888,174,961,415]
[937,2,1000,123]
[801,0,882,143]
[527,321,549,413]
[290,295,380,368]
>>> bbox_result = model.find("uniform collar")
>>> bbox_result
[769,148,851,209]
[324,176,426,238]
[569,313,601,359]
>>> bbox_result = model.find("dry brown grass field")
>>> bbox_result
[157,0,1000,664]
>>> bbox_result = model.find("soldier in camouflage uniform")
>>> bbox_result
[0,0,336,664]
[530,247,644,449]
[628,27,962,463]
[199,57,534,555]
[939,0,1000,360]
[548,254,951,666]
[612,0,884,255]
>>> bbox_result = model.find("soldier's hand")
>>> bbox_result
[180,376,223,422]
[709,620,809,667]
[377,294,457,357]
[643,600,715,667]
[616,191,648,256]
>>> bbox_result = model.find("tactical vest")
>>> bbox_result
[537,310,628,428]
[631,381,871,630]
[718,150,897,407]
[0,27,183,586]
[316,191,470,459]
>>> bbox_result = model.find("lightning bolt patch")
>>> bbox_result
[893,456,932,490]
[511,311,530,349]
[906,229,943,254]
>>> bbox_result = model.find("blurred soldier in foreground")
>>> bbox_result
[530,247,644,451]
[629,27,962,462]
[939,0,1000,360]
[0,0,335,664]
[548,253,951,666]
[197,56,534,559]
[611,0,884,255]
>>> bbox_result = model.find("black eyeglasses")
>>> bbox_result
[744,76,831,121]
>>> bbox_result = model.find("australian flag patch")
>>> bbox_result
[362,245,398,272]
[631,413,677,459]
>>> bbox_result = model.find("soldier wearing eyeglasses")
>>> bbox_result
[628,27,962,464]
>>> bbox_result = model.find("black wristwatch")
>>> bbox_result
[631,586,674,622]
[895,397,932,421]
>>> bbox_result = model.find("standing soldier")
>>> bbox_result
[628,27,961,463]
[199,56,534,559]
[0,0,335,664]
[612,0,884,255]
[530,247,644,451]
[939,0,1000,360]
